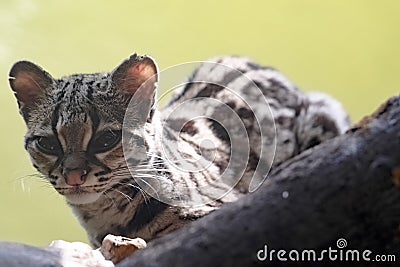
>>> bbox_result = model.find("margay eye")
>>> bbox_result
[35,136,62,155]
[90,130,122,153]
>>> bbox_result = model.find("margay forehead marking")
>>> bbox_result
[57,118,93,153]
[53,73,110,125]
[25,72,127,141]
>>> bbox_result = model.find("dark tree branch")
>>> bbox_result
[0,242,63,267]
[118,96,400,267]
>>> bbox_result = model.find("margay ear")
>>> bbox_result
[111,54,159,99]
[9,61,54,118]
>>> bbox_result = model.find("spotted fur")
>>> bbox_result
[9,54,350,246]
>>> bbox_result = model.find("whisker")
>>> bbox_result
[103,190,119,207]
[119,182,151,204]
[106,176,151,204]
[133,168,172,173]
[133,174,163,180]
[137,178,161,200]
[114,188,133,202]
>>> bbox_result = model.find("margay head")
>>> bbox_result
[9,54,158,205]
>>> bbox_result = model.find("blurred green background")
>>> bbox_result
[0,0,399,246]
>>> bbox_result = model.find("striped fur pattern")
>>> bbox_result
[9,54,350,247]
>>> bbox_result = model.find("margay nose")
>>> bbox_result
[63,168,89,186]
